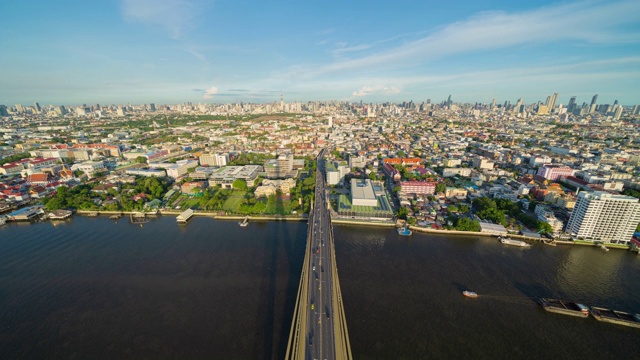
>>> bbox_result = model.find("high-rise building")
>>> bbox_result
[613,106,623,121]
[149,103,156,111]
[548,92,558,112]
[34,102,41,113]
[0,105,8,116]
[567,96,577,113]
[590,94,598,106]
[15,104,24,113]
[632,105,640,115]
[566,192,640,244]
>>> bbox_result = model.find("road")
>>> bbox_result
[306,148,335,360]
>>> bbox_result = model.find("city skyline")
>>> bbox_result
[1,0,639,105]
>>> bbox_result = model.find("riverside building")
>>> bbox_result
[566,192,640,244]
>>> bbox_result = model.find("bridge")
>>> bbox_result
[286,149,352,360]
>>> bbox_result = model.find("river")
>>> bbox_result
[1,217,639,359]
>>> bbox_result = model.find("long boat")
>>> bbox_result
[591,307,640,328]
[239,216,249,227]
[539,298,590,318]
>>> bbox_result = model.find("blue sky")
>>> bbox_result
[1,0,639,106]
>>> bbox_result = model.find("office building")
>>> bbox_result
[264,154,295,179]
[400,181,436,195]
[199,153,229,167]
[536,164,575,181]
[566,192,640,244]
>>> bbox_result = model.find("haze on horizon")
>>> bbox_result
[1,0,639,106]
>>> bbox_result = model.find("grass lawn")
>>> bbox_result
[180,196,202,209]
[265,196,292,215]
[222,191,247,213]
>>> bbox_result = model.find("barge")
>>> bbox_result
[539,298,590,318]
[590,307,640,328]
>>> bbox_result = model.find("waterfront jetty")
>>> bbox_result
[129,213,150,224]
[176,209,194,223]
[6,206,45,222]
[48,209,73,220]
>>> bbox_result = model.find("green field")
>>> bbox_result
[222,191,247,213]
[265,196,292,215]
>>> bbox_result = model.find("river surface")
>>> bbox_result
[1,217,639,359]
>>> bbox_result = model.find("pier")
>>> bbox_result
[176,208,194,223]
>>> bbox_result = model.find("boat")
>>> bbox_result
[239,216,249,227]
[132,211,146,218]
[590,307,640,328]
[539,298,590,318]
[86,211,99,217]
[109,214,122,220]
[499,236,531,247]
[598,243,609,252]
[463,291,478,298]
[0,217,6,226]
[397,225,412,236]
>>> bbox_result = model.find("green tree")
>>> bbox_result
[536,221,554,234]
[396,207,409,220]
[435,183,447,193]
[454,217,481,232]
[231,179,247,190]
[135,156,147,164]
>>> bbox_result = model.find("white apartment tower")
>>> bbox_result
[566,192,640,244]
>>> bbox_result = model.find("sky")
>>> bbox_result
[1,0,639,106]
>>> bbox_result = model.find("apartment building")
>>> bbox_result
[566,192,640,244]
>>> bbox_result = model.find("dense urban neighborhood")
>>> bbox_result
[2,96,640,246]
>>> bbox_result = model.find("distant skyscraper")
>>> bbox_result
[149,103,156,111]
[567,96,576,113]
[613,106,623,121]
[447,95,452,107]
[548,92,558,112]
[34,102,41,113]
[590,94,598,106]
[0,105,8,116]
[15,104,24,113]
[280,94,284,112]
[632,105,640,115]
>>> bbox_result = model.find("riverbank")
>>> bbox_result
[72,210,632,251]
[75,210,308,222]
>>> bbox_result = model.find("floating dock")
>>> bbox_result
[48,209,73,220]
[176,209,194,223]
[6,206,45,221]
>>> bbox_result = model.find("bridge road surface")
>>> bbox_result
[306,150,336,359]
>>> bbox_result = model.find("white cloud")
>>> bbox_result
[203,86,218,99]
[352,85,400,97]
[287,0,640,78]
[121,0,206,39]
